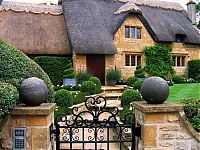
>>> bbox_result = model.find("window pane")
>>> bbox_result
[125,55,130,66]
[172,56,176,66]
[182,56,185,66]
[177,56,181,66]
[131,55,135,66]
[137,55,141,65]
[131,27,135,39]
[137,28,141,39]
[125,27,130,38]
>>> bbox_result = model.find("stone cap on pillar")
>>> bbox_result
[11,103,57,115]
[132,101,183,113]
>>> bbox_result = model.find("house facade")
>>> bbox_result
[0,0,200,84]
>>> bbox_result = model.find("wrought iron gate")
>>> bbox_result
[51,96,141,150]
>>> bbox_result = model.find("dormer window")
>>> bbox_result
[175,34,185,43]
[125,26,141,39]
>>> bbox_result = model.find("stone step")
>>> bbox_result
[100,92,122,101]
[101,85,127,94]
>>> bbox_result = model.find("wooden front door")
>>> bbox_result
[86,54,105,85]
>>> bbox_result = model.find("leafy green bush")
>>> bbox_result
[89,77,101,94]
[143,45,174,79]
[62,85,73,91]
[72,85,81,91]
[120,105,134,125]
[188,59,200,80]
[0,82,19,121]
[133,80,143,91]
[34,56,71,85]
[80,81,96,95]
[0,39,53,102]
[54,106,71,122]
[127,76,138,86]
[106,69,121,81]
[134,68,144,75]
[196,75,200,82]
[76,72,92,84]
[53,89,73,107]
[72,92,87,105]
[181,99,200,132]
[121,89,141,107]
[172,75,185,84]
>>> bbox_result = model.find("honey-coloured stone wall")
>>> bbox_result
[0,103,56,150]
[133,101,200,150]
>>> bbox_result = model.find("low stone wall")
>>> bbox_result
[0,103,56,150]
[133,101,200,150]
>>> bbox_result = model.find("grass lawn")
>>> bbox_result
[167,83,200,103]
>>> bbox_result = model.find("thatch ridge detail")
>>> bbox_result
[0,1,62,15]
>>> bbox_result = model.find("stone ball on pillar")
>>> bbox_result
[140,76,169,104]
[19,77,48,106]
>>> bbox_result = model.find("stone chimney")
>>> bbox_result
[187,0,196,25]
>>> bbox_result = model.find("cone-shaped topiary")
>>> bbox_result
[63,63,76,79]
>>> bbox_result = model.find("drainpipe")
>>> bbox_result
[186,0,196,25]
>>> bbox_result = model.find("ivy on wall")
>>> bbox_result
[143,45,175,79]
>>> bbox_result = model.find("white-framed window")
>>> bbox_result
[125,54,141,66]
[125,26,141,39]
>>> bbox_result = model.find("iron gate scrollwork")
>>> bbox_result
[51,96,141,150]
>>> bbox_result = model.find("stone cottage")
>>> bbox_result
[0,0,200,84]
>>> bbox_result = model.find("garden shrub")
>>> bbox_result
[76,72,92,84]
[181,99,200,132]
[121,89,141,107]
[34,56,71,85]
[127,76,138,86]
[80,81,96,95]
[53,89,73,107]
[72,85,81,91]
[0,39,53,102]
[120,105,134,125]
[133,80,144,91]
[89,77,101,94]
[62,85,73,91]
[196,75,200,82]
[143,45,174,79]
[0,82,19,121]
[188,59,200,80]
[134,65,146,78]
[72,92,87,105]
[172,75,185,84]
[54,107,71,122]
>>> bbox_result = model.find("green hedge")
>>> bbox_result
[0,82,19,121]
[188,59,200,80]
[34,56,72,85]
[0,39,53,102]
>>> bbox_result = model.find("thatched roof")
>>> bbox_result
[62,0,200,55]
[116,0,200,44]
[62,0,128,54]
[0,1,71,55]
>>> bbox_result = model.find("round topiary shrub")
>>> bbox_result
[133,80,144,91]
[121,89,141,107]
[0,39,53,102]
[80,81,96,95]
[89,77,101,94]
[0,82,19,121]
[76,72,92,84]
[53,89,73,107]
[172,75,185,84]
[127,76,138,86]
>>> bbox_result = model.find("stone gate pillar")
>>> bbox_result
[133,101,200,150]
[0,103,56,150]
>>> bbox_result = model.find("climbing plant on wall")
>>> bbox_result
[143,45,175,79]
